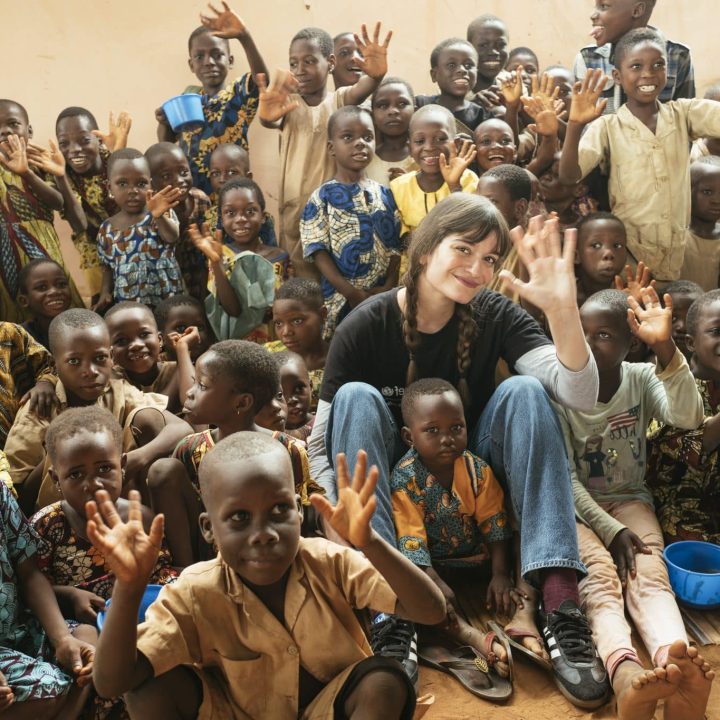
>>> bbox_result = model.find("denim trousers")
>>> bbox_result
[325,377,585,581]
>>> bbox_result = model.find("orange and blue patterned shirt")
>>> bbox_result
[390,447,511,567]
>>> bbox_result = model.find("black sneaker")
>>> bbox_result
[370,613,418,687]
[539,600,610,709]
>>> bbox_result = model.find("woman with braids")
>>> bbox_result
[308,193,610,708]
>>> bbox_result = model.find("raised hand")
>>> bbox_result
[499,215,578,316]
[439,139,476,190]
[26,139,66,177]
[189,222,223,263]
[167,326,202,353]
[146,186,183,218]
[86,489,164,587]
[527,108,560,137]
[614,262,656,303]
[627,286,672,347]
[0,134,29,175]
[354,22,392,80]
[310,451,378,549]
[498,66,524,109]
[569,68,608,125]
[92,111,132,151]
[200,1,247,39]
[530,72,560,108]
[608,528,651,586]
[257,71,300,123]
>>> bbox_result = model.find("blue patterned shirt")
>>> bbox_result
[573,32,695,115]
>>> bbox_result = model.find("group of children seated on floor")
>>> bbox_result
[1,0,720,717]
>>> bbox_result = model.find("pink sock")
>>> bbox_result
[541,567,581,613]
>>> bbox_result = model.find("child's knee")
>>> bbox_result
[125,667,201,720]
[147,458,187,494]
[343,668,410,717]
[131,408,167,447]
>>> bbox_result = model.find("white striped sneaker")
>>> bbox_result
[539,600,610,709]
[370,614,419,688]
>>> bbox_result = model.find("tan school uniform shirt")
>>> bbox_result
[4,378,167,508]
[278,87,352,278]
[577,99,720,280]
[136,537,398,719]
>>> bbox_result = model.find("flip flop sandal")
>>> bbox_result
[490,621,553,672]
[482,624,514,683]
[419,643,513,702]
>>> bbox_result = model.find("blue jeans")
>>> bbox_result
[326,378,585,581]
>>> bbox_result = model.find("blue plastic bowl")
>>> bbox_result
[162,93,204,132]
[664,541,720,610]
[96,583,162,632]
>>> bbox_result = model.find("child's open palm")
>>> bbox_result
[189,222,223,263]
[614,262,656,303]
[627,286,672,346]
[354,23,392,80]
[26,139,66,177]
[257,71,300,123]
[499,67,524,109]
[92,111,132,152]
[570,68,608,125]
[310,451,377,549]
[439,139,476,190]
[500,216,578,316]
[0,134,29,175]
[200,1,247,39]
[146,186,182,218]
[86,489,164,586]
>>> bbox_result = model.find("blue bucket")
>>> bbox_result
[162,94,204,132]
[96,583,163,632]
[663,541,720,610]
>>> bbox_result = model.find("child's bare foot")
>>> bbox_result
[663,640,715,720]
[505,598,549,661]
[613,660,680,720]
[453,618,511,678]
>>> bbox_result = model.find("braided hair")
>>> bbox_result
[401,193,510,408]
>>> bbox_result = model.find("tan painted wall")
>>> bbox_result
[6,1,717,295]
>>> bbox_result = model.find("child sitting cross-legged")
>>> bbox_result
[88,437,446,718]
[301,105,402,339]
[390,379,516,692]
[148,340,323,567]
[555,288,714,718]
[32,407,177,719]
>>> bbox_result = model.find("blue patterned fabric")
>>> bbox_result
[300,179,401,336]
[0,482,72,702]
[97,211,184,307]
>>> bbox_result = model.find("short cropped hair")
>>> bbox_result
[581,289,630,327]
[664,280,704,298]
[508,46,539,65]
[17,258,66,294]
[198,431,290,501]
[430,38,477,68]
[274,278,324,309]
[467,14,506,42]
[205,340,279,411]
[188,25,230,54]
[371,76,415,107]
[144,142,186,172]
[56,106,99,131]
[686,289,720,338]
[45,406,122,463]
[107,148,145,176]
[614,27,667,67]
[0,99,28,123]
[327,105,373,137]
[576,211,627,243]
[153,294,206,331]
[48,309,107,355]
[104,301,156,324]
[291,28,333,58]
[410,104,455,135]
[401,378,459,426]
[218,177,266,212]
[482,164,532,201]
